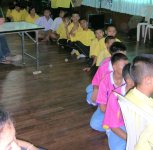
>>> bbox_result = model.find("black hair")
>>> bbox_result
[109,42,127,55]
[95,28,104,32]
[72,11,80,16]
[63,14,71,20]
[29,6,36,14]
[106,24,117,30]
[15,2,21,8]
[130,54,153,85]
[105,36,115,43]
[0,108,10,127]
[122,63,131,80]
[79,18,87,22]
[43,7,51,12]
[111,53,128,65]
[9,2,15,10]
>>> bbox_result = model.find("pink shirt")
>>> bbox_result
[92,57,113,86]
[101,74,126,129]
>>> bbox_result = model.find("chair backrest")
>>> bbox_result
[145,6,153,23]
[116,93,153,150]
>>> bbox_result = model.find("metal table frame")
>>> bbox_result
[0,22,44,74]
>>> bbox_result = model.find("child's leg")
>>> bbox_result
[74,41,90,57]
[90,106,105,132]
[106,126,126,150]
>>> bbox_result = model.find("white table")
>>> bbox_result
[0,22,44,74]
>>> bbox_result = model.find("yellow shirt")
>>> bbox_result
[126,88,153,150]
[56,0,72,8]
[6,9,12,18]
[10,9,23,22]
[50,0,58,8]
[25,14,39,24]
[21,9,28,21]
[56,22,67,39]
[68,23,82,42]
[75,29,95,46]
[96,44,110,66]
[90,38,105,57]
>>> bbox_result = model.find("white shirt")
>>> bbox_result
[50,17,62,31]
[35,16,53,31]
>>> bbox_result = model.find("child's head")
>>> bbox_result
[130,54,153,95]
[9,2,15,10]
[63,14,71,25]
[109,42,127,56]
[29,6,36,15]
[59,10,67,18]
[122,63,134,90]
[80,18,88,30]
[0,108,16,150]
[111,53,128,77]
[43,8,51,18]
[105,36,115,49]
[95,29,104,40]
[15,3,21,12]
[106,24,117,37]
[71,11,80,23]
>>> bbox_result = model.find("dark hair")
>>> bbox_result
[130,54,153,85]
[106,24,117,30]
[29,6,35,14]
[95,28,104,32]
[0,108,10,127]
[111,53,128,65]
[79,18,87,22]
[72,11,80,16]
[15,2,21,8]
[9,2,15,9]
[105,36,115,43]
[63,14,71,20]
[109,42,127,55]
[43,7,51,12]
[122,63,131,80]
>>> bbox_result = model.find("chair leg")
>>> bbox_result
[144,26,148,43]
[142,25,145,38]
[137,24,141,42]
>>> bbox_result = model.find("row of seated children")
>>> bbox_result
[6,2,67,41]
[49,11,121,72]
[85,33,153,149]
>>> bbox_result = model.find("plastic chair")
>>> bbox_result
[115,93,153,150]
[137,6,153,42]
[144,24,153,43]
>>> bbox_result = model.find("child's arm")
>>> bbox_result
[111,128,127,140]
[16,139,39,150]
[99,104,107,112]
[91,85,99,103]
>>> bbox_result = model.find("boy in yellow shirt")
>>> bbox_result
[10,3,23,22]
[25,7,39,24]
[6,2,15,22]
[74,18,95,59]
[66,11,82,55]
[125,54,153,150]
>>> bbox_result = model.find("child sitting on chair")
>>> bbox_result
[90,53,128,132]
[125,54,153,150]
[102,63,134,150]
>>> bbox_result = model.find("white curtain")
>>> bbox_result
[82,0,153,16]
[111,0,152,16]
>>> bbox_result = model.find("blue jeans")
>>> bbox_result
[0,35,10,61]
[106,126,126,150]
[90,106,106,132]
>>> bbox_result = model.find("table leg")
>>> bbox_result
[21,32,25,65]
[36,30,39,70]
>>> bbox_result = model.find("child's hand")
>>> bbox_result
[91,88,99,103]
[83,67,91,72]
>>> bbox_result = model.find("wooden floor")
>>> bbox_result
[0,34,153,150]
